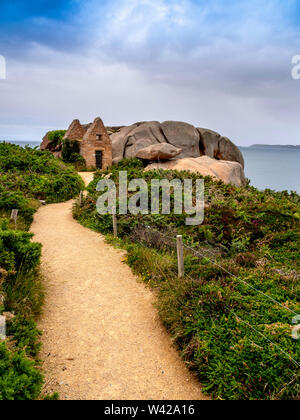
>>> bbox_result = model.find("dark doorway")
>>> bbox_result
[95,150,103,169]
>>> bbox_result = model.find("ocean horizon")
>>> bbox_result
[2,140,299,194]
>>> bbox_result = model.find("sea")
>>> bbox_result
[240,147,300,194]
[1,141,300,194]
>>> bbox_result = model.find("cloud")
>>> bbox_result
[0,0,300,145]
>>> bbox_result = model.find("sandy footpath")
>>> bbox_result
[30,172,206,400]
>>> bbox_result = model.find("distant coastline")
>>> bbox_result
[0,140,40,148]
[241,144,300,149]
[1,140,40,144]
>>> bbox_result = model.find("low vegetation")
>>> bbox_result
[47,130,67,150]
[0,142,84,229]
[74,158,300,400]
[0,143,83,400]
[61,139,86,170]
[46,130,86,171]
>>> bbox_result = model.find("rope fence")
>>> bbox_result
[109,214,300,371]
[76,193,300,389]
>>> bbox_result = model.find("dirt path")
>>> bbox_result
[30,173,206,400]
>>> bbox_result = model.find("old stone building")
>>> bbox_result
[80,118,112,169]
[64,117,112,169]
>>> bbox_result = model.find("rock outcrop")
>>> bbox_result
[136,143,182,161]
[160,121,201,158]
[111,121,244,168]
[197,128,244,168]
[41,118,245,181]
[40,132,52,150]
[123,122,167,158]
[145,156,246,187]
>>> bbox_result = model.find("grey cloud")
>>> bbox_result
[0,0,300,146]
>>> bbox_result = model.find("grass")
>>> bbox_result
[73,158,300,400]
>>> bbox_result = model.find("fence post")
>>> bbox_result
[10,209,18,229]
[79,191,83,207]
[176,235,184,278]
[0,315,6,340]
[112,214,118,237]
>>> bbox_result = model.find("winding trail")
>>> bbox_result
[30,173,206,400]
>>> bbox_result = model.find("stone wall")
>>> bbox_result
[63,119,87,141]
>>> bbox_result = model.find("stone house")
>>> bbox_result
[62,117,113,169]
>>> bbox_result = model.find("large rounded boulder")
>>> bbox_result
[136,143,182,161]
[197,128,244,168]
[110,120,244,168]
[145,156,246,187]
[160,121,201,159]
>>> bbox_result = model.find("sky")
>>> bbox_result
[0,0,299,145]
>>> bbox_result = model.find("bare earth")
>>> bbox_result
[30,172,206,400]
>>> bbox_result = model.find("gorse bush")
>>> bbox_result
[0,142,84,399]
[0,142,84,229]
[0,142,84,202]
[0,342,44,401]
[61,139,80,162]
[74,158,300,400]
[0,230,41,271]
[47,130,66,149]
[0,226,44,400]
[43,133,87,170]
[62,139,86,171]
[0,190,35,227]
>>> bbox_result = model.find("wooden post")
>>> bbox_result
[0,315,6,340]
[79,191,83,207]
[112,214,118,237]
[10,209,18,229]
[176,235,184,278]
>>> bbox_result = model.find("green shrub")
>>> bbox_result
[7,316,42,358]
[0,142,82,399]
[0,228,44,400]
[3,267,44,318]
[47,130,67,149]
[0,342,43,401]
[0,230,41,271]
[0,143,84,204]
[62,139,80,162]
[74,158,300,400]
